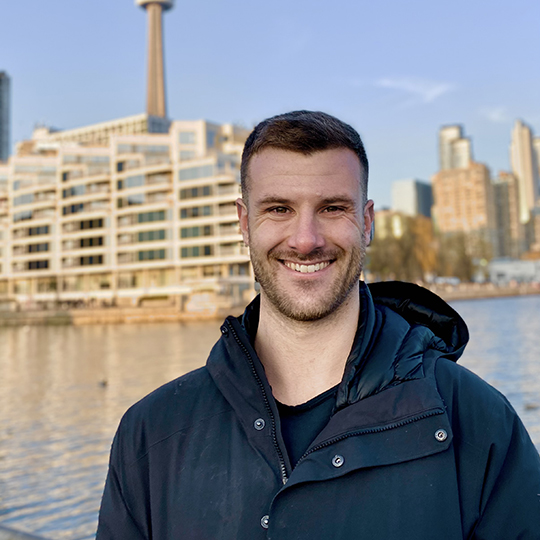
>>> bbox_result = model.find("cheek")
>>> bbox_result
[251,221,289,248]
[324,222,363,246]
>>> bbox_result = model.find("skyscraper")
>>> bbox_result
[391,179,433,218]
[510,119,539,224]
[136,0,174,118]
[431,162,496,256]
[492,171,524,258]
[0,71,10,162]
[438,125,472,171]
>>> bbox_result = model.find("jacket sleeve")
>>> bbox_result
[435,358,540,539]
[470,409,540,540]
[96,462,147,540]
[96,418,150,540]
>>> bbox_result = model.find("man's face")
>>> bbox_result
[237,147,374,322]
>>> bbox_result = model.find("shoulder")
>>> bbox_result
[434,358,526,448]
[113,366,231,463]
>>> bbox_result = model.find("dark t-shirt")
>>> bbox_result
[276,385,338,468]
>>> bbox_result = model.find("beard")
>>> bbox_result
[250,240,366,322]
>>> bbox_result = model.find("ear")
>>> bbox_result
[363,199,375,246]
[236,198,250,246]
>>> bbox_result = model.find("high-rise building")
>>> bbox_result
[533,137,540,190]
[431,162,496,256]
[0,72,10,162]
[492,171,524,258]
[391,178,433,218]
[136,0,174,118]
[510,119,540,224]
[438,125,472,171]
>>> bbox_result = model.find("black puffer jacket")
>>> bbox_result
[96,282,540,540]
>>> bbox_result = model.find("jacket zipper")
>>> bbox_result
[295,408,445,467]
[227,320,289,484]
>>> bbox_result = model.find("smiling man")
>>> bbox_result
[97,111,540,540]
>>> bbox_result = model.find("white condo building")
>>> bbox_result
[0,115,254,309]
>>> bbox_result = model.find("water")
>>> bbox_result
[0,296,539,539]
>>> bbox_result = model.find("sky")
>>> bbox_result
[2,0,539,208]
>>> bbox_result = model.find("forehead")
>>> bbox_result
[247,148,363,200]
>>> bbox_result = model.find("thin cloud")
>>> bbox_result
[375,77,455,103]
[480,106,508,124]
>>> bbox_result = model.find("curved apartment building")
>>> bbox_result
[0,115,254,310]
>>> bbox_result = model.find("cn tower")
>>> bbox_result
[136,0,174,118]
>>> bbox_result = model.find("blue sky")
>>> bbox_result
[2,0,539,207]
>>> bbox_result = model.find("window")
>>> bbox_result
[62,172,69,182]
[28,243,49,253]
[180,245,213,258]
[117,162,124,172]
[63,203,84,215]
[180,185,212,200]
[138,210,165,223]
[14,210,33,222]
[206,130,216,148]
[80,218,104,230]
[63,185,86,198]
[179,132,196,144]
[179,150,196,161]
[79,237,103,248]
[179,164,214,181]
[138,229,166,242]
[28,225,50,236]
[118,193,145,208]
[138,249,166,261]
[180,225,213,238]
[14,193,34,206]
[123,175,145,190]
[28,260,49,270]
[118,144,169,155]
[80,255,103,266]
[180,206,212,219]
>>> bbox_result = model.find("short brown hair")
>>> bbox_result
[240,110,369,201]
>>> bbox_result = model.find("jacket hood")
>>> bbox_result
[368,281,469,357]
[335,281,468,409]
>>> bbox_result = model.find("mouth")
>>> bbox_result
[282,260,333,274]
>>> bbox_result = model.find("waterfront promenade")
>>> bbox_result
[0,283,539,327]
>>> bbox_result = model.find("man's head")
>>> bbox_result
[240,110,369,206]
[237,111,374,322]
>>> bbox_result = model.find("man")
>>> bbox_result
[97,111,540,539]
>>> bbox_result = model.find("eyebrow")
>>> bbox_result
[255,195,359,207]
[256,196,294,206]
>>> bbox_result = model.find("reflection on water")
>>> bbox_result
[0,322,222,539]
[0,296,539,539]
[450,295,540,450]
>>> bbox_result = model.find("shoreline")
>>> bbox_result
[0,284,538,326]
[0,524,48,540]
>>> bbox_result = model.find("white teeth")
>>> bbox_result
[285,261,330,273]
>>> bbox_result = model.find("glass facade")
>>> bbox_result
[138,229,166,242]
[179,164,214,181]
[180,205,212,219]
[138,249,166,261]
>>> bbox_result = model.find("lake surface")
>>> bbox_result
[0,295,539,539]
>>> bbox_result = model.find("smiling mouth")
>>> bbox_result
[283,260,332,274]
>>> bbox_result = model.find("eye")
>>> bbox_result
[322,205,345,213]
[269,206,290,214]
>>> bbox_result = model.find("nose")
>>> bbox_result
[287,212,325,255]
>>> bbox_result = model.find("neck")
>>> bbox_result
[254,285,360,406]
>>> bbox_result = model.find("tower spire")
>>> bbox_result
[136,0,174,118]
